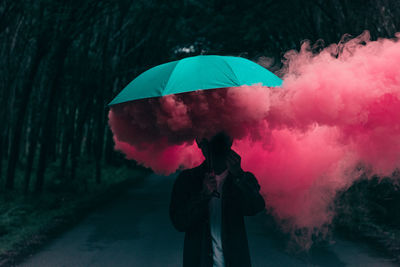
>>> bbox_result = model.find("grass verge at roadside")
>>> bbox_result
[0,162,150,267]
[334,176,400,263]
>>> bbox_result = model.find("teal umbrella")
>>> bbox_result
[108,55,282,106]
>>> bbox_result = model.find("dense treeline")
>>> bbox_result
[1,0,399,194]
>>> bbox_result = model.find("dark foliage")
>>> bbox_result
[334,174,400,261]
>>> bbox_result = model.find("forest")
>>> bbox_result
[0,0,399,263]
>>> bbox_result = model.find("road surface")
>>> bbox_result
[20,173,397,267]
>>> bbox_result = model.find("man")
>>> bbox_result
[169,131,265,267]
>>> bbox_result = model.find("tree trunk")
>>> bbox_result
[69,102,91,181]
[59,106,76,182]
[23,115,40,194]
[94,91,105,184]
[5,35,49,190]
[34,41,70,193]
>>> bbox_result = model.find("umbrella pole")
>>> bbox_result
[208,144,213,175]
[208,144,220,198]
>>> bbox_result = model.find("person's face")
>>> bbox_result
[196,133,233,161]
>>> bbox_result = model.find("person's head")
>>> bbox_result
[196,131,233,161]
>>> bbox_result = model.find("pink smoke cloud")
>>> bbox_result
[108,31,400,245]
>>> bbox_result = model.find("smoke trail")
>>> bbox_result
[108,31,400,248]
[108,85,273,173]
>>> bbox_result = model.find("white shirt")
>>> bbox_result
[209,168,229,267]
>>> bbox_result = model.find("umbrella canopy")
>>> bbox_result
[108,55,282,106]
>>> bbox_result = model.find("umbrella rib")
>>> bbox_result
[162,60,182,97]
[222,59,241,86]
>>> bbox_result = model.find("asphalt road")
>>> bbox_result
[20,173,397,267]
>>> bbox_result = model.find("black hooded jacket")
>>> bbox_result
[169,161,265,267]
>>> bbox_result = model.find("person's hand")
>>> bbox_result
[226,149,245,178]
[202,172,217,196]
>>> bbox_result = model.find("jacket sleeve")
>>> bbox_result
[169,170,211,232]
[232,171,265,216]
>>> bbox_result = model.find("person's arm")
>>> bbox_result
[169,171,212,232]
[226,149,265,216]
[232,170,266,216]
